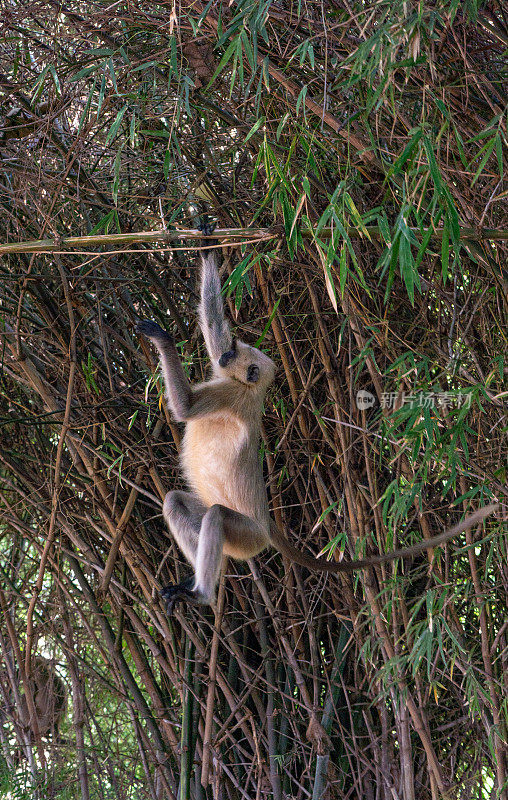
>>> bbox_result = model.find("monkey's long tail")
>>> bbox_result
[269,502,500,572]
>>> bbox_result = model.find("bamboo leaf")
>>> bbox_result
[441,221,450,282]
[112,147,122,204]
[105,104,128,145]
[244,116,265,142]
[388,128,422,176]
[471,137,496,187]
[255,297,281,346]
[206,35,241,89]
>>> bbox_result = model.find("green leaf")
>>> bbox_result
[255,297,281,346]
[471,136,496,186]
[223,255,253,297]
[495,133,504,178]
[344,192,371,240]
[112,147,122,205]
[97,70,107,118]
[48,65,61,96]
[322,255,338,313]
[206,35,241,89]
[441,222,450,282]
[31,65,49,103]
[339,242,347,297]
[70,64,99,82]
[388,128,422,177]
[139,129,169,138]
[83,47,116,57]
[442,188,460,244]
[423,135,443,191]
[241,29,256,71]
[276,112,290,140]
[244,116,265,143]
[105,104,128,145]
[131,60,159,73]
[77,79,96,134]
[399,239,416,305]
[107,58,118,94]
[377,212,391,245]
[129,112,137,147]
[296,85,308,118]
[415,207,442,269]
[88,210,115,235]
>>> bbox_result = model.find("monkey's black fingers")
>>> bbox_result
[161,577,196,615]
[136,320,173,342]
[197,215,218,242]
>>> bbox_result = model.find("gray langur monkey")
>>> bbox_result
[137,237,499,613]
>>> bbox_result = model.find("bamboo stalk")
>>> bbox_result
[0,226,507,255]
[311,629,350,800]
[179,636,195,800]
[61,597,91,800]
[201,563,227,789]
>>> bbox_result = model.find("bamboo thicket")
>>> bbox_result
[0,2,506,799]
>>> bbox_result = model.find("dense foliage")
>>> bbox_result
[0,1,506,798]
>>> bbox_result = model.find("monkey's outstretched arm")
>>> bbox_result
[198,250,234,363]
[136,321,192,422]
[137,321,236,421]
[270,502,499,572]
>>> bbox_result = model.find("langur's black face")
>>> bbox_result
[246,364,260,383]
[218,339,276,388]
[218,337,237,367]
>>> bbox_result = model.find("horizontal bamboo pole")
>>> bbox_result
[0,226,506,255]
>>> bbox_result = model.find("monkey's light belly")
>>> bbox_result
[182,415,263,520]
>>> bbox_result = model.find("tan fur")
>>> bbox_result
[182,380,270,529]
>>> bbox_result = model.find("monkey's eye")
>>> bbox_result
[247,364,260,383]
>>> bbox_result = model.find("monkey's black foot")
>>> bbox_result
[198,216,217,240]
[136,320,172,342]
[161,577,202,615]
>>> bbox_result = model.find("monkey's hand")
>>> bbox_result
[198,215,218,244]
[161,577,204,615]
[136,320,173,342]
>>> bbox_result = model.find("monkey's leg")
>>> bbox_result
[192,505,268,604]
[193,505,225,605]
[162,494,269,612]
[161,490,210,613]
[163,490,205,563]
[219,507,270,559]
[166,503,226,608]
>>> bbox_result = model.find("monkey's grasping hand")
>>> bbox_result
[161,577,202,615]
[198,216,218,245]
[136,320,173,342]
